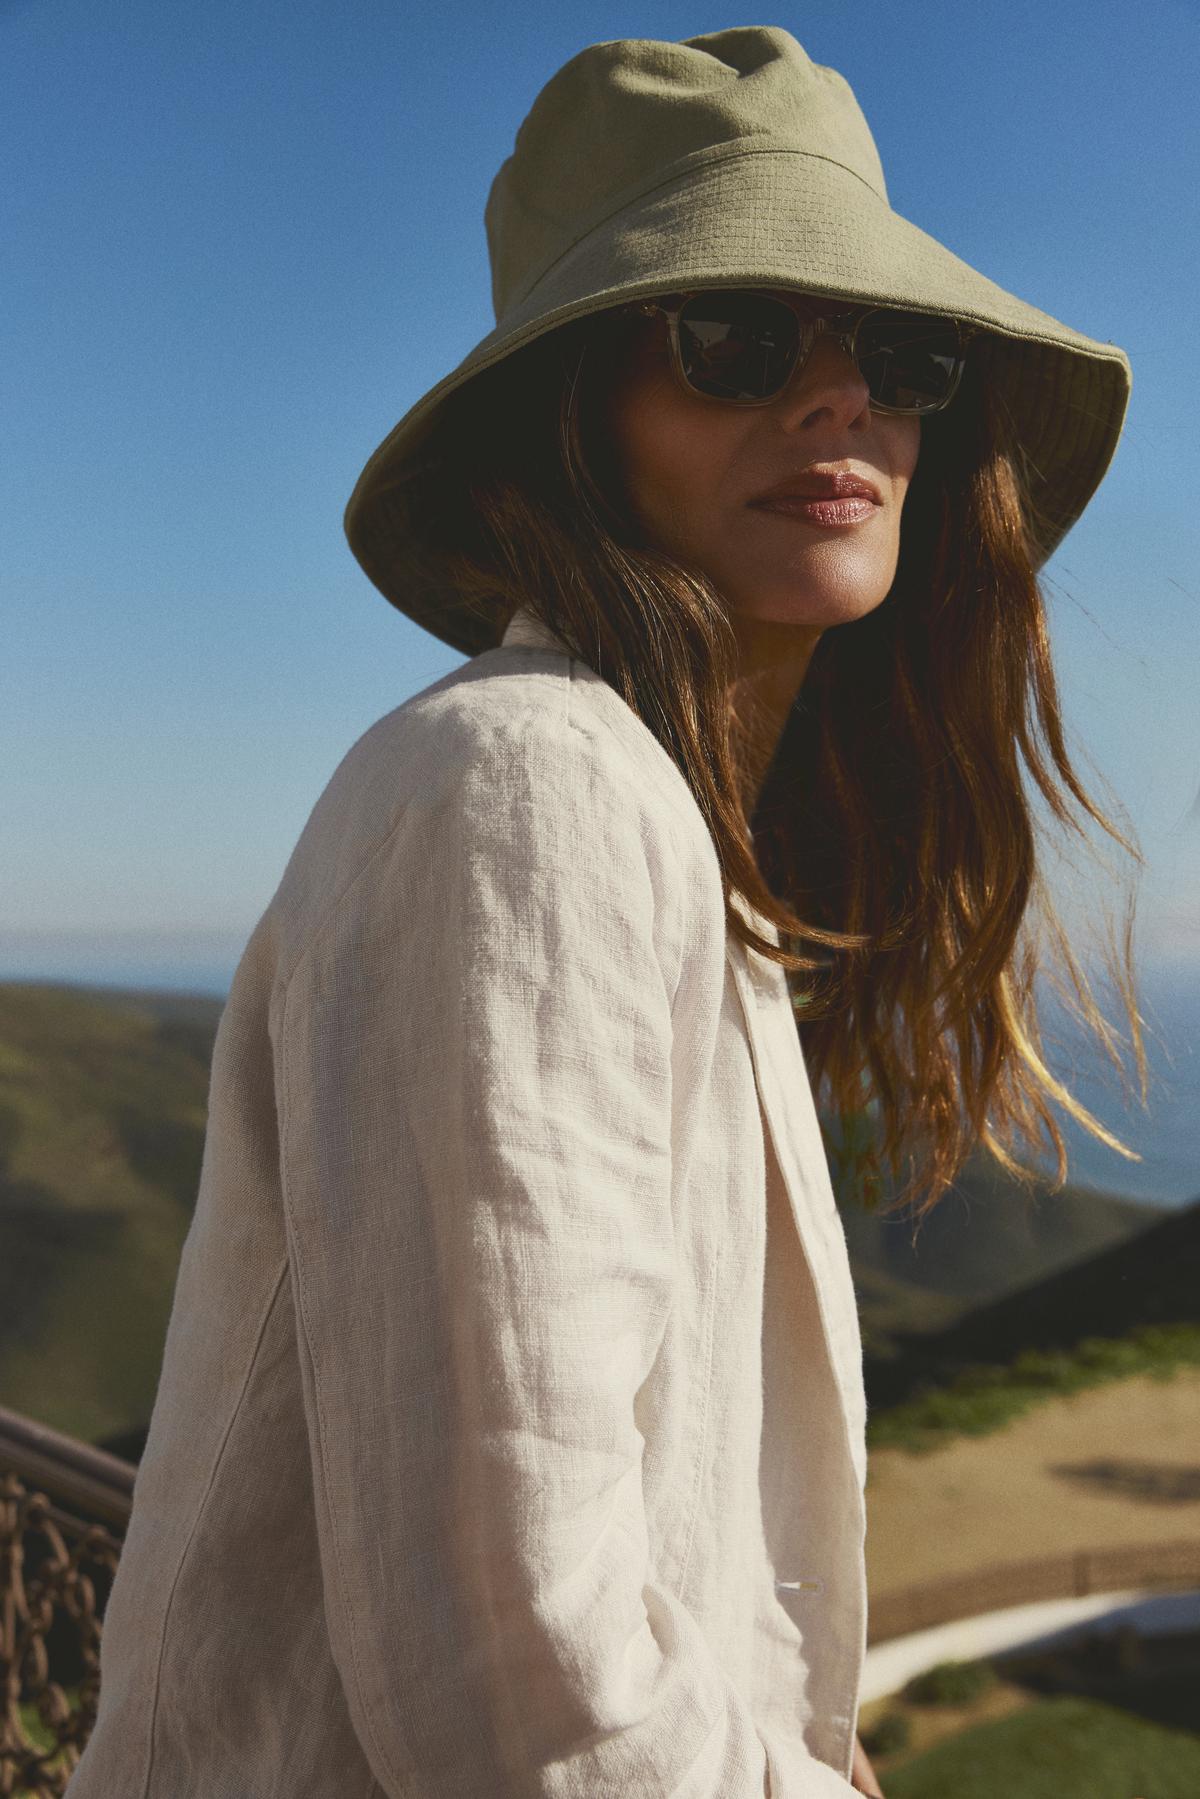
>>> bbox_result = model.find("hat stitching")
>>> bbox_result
[509,143,889,313]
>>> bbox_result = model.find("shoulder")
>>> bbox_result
[267,644,723,979]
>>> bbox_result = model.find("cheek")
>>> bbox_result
[607,378,711,529]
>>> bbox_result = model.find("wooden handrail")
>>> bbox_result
[0,1403,136,1530]
[867,1539,1200,1643]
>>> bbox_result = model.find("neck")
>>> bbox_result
[726,614,821,820]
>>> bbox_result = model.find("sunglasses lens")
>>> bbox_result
[676,291,799,401]
[670,294,966,412]
[854,309,965,412]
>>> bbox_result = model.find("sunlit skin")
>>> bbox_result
[604,291,921,813]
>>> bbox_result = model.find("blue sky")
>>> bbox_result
[3,0,1198,995]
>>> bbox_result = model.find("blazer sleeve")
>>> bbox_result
[276,706,857,1798]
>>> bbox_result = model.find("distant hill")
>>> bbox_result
[865,1195,1200,1410]
[834,1139,1167,1361]
[0,981,223,1445]
[0,978,1176,1459]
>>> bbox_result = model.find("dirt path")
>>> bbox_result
[865,1368,1200,1597]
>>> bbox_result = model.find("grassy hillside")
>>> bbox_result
[0,978,1178,1457]
[880,1695,1200,1799]
[829,1119,1168,1361]
[0,981,223,1444]
[838,1144,1161,1302]
[866,1197,1200,1417]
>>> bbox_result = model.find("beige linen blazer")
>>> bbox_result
[66,605,869,1798]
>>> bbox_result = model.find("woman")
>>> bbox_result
[67,26,1145,1799]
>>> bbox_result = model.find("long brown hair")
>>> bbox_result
[394,306,1151,1218]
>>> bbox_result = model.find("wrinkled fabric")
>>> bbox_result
[66,606,868,1798]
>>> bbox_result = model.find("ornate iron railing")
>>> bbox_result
[0,1405,135,1799]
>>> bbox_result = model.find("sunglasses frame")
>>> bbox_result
[621,289,979,416]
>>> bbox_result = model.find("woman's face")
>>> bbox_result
[602,292,921,633]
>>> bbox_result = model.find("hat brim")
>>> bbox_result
[345,149,1130,658]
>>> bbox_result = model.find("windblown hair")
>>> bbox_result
[397,307,1150,1218]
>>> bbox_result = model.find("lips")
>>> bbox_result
[749,468,882,506]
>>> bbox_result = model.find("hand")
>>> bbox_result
[851,1732,886,1797]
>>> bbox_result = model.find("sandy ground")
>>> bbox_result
[865,1369,1200,1597]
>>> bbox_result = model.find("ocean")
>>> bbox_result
[1025,957,1199,1210]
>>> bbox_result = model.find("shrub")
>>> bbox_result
[866,1322,1200,1452]
[904,1658,997,1706]
[861,1711,912,1757]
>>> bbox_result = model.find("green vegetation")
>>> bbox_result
[882,1695,1200,1798]
[859,1709,913,1758]
[830,1118,1162,1322]
[0,981,220,1443]
[903,1659,997,1706]
[834,1126,1175,1373]
[14,1690,81,1796]
[858,1631,1200,1789]
[867,1322,1200,1453]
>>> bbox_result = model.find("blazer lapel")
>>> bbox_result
[725,897,868,1495]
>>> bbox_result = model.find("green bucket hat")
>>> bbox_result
[344,25,1131,658]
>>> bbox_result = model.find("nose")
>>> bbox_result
[773,330,871,433]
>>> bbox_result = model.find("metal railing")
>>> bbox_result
[0,1405,135,1798]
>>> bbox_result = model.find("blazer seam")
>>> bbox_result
[278,974,409,1794]
[671,1226,723,1606]
[139,1255,290,1799]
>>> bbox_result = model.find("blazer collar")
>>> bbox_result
[498,606,570,655]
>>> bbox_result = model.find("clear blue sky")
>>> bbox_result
[3,0,1198,994]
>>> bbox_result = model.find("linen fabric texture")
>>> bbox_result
[66,608,869,1798]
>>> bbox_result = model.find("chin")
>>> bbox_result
[737,586,891,629]
[722,542,895,623]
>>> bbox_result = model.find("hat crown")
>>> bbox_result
[484,26,888,323]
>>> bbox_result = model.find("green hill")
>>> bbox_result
[834,1138,1168,1362]
[837,1144,1163,1306]
[866,1195,1200,1413]
[0,979,1177,1459]
[0,981,222,1444]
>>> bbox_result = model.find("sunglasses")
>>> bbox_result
[623,289,977,415]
